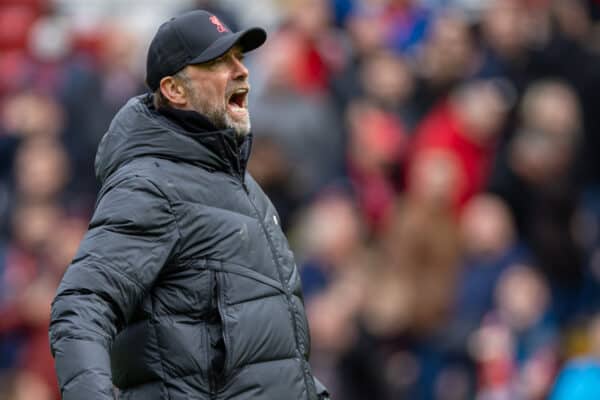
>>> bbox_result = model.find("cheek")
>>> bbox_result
[191,82,213,101]
[188,75,227,105]
[207,76,229,100]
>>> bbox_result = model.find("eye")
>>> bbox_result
[205,55,225,67]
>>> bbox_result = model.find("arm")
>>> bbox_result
[49,176,179,400]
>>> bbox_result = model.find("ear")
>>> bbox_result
[159,75,188,108]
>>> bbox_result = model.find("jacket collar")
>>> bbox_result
[95,94,252,184]
[157,104,219,134]
[155,100,253,176]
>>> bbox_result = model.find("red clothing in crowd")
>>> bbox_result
[407,100,497,213]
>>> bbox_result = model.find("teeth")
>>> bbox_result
[228,88,248,110]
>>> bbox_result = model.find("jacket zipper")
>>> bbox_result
[237,177,314,400]
[233,137,315,398]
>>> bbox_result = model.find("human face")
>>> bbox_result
[182,46,251,137]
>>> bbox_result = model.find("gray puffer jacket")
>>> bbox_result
[49,94,329,400]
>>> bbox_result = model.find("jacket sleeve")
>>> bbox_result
[49,176,179,400]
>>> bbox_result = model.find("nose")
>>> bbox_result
[231,55,249,80]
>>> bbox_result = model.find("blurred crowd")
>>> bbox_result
[1,0,600,399]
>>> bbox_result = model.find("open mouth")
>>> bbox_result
[227,88,248,112]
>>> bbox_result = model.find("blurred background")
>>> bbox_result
[1,0,600,399]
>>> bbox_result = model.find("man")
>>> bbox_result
[49,10,330,400]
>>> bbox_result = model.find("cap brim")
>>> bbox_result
[188,27,267,65]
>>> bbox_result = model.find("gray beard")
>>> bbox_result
[188,89,251,138]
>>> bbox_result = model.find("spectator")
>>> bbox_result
[346,99,408,230]
[408,79,509,214]
[411,11,477,120]
[472,265,558,400]
[250,27,345,197]
[297,191,365,299]
[489,80,584,299]
[450,194,531,350]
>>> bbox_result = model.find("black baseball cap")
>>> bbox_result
[146,10,267,91]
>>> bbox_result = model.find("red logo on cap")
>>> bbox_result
[210,15,228,33]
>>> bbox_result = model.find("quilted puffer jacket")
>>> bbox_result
[49,94,329,400]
